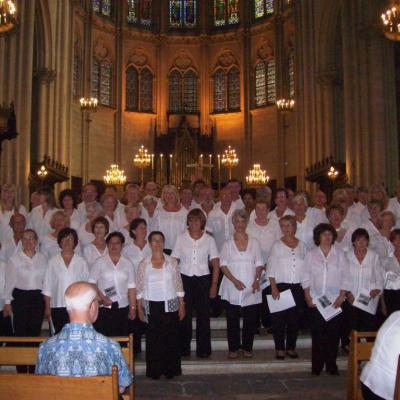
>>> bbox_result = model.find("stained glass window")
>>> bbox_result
[254,0,273,19]
[214,0,226,26]
[288,50,295,98]
[93,0,112,17]
[169,70,182,113]
[214,0,239,26]
[73,53,81,97]
[228,67,240,111]
[227,0,239,25]
[127,0,152,25]
[91,58,100,99]
[255,62,266,106]
[126,66,138,111]
[100,62,112,106]
[169,0,196,28]
[213,69,226,112]
[183,70,198,113]
[140,68,153,112]
[266,59,276,104]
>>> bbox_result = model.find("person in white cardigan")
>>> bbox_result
[219,209,264,359]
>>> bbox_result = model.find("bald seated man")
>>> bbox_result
[35,282,133,393]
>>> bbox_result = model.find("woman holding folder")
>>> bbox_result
[344,228,383,332]
[302,223,351,376]
[267,215,307,360]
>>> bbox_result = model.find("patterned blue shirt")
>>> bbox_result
[35,323,133,389]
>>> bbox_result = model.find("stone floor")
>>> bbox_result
[135,372,347,399]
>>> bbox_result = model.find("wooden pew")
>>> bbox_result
[0,334,135,399]
[0,364,119,400]
[346,330,377,400]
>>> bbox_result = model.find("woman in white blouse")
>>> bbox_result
[172,208,220,358]
[136,231,185,379]
[327,203,356,253]
[0,183,27,242]
[77,203,102,246]
[344,228,383,334]
[302,223,351,375]
[141,195,159,233]
[370,211,395,258]
[123,218,151,354]
[101,193,123,232]
[42,228,89,333]
[383,229,400,315]
[28,187,58,241]
[40,210,69,260]
[268,188,294,224]
[83,216,109,270]
[119,204,141,245]
[0,259,12,336]
[90,231,136,337]
[268,215,307,360]
[58,189,83,230]
[219,209,263,359]
[156,185,188,254]
[361,200,384,238]
[3,229,47,371]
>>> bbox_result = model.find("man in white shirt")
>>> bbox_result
[206,187,235,252]
[388,180,400,221]
[199,186,215,217]
[227,179,244,210]
[361,311,400,400]
[77,182,101,219]
[0,213,25,262]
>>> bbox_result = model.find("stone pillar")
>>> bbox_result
[114,3,123,164]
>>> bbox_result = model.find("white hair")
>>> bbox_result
[65,285,97,312]
[292,193,308,207]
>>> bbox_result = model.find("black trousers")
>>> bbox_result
[361,382,385,400]
[308,307,342,374]
[146,301,181,379]
[0,311,12,337]
[345,303,377,333]
[270,283,304,351]
[95,303,129,337]
[180,274,211,356]
[128,318,146,354]
[225,302,259,352]
[51,307,69,334]
[260,287,272,328]
[12,289,44,373]
[384,289,400,316]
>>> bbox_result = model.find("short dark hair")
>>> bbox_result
[187,208,207,230]
[38,187,56,209]
[351,228,370,245]
[91,216,110,235]
[148,230,165,243]
[57,227,79,249]
[106,231,125,245]
[390,228,400,243]
[275,188,288,198]
[313,223,337,246]
[59,189,78,209]
[129,218,147,239]
[242,188,256,200]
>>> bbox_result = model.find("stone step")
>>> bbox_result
[134,349,348,375]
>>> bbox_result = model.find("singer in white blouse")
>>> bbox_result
[136,231,185,379]
[40,210,69,260]
[267,215,307,360]
[219,209,264,359]
[344,228,383,333]
[83,216,109,270]
[3,229,47,340]
[42,228,89,333]
[383,229,400,315]
[0,259,12,336]
[302,223,351,376]
[89,231,136,337]
[172,208,219,358]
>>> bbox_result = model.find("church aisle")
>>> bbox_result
[135,371,346,399]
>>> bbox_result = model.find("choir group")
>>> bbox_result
[0,179,399,380]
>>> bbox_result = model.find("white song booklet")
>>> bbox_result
[267,289,296,313]
[315,294,342,321]
[353,289,379,315]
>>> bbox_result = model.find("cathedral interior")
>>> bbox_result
[0,0,399,202]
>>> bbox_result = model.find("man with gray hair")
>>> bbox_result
[35,282,133,393]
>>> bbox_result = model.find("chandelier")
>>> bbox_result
[104,164,126,186]
[80,97,98,111]
[221,146,239,179]
[133,145,151,187]
[246,164,270,186]
[276,98,295,111]
[327,166,339,180]
[382,1,400,41]
[0,0,17,34]
[37,165,48,180]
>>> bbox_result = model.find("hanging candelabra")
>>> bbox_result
[246,164,270,186]
[382,1,400,41]
[103,164,126,186]
[0,0,17,34]
[276,99,295,111]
